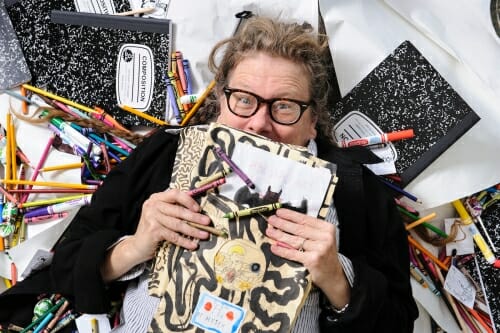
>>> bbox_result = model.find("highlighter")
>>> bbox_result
[452,199,496,265]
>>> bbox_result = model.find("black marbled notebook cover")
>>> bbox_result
[49,10,172,127]
[462,199,500,333]
[0,0,30,89]
[329,41,480,186]
[7,0,173,127]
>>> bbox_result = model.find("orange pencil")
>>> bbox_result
[405,212,437,230]
[20,86,29,115]
[468,308,493,333]
[407,235,448,271]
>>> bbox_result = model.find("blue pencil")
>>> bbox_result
[380,177,421,203]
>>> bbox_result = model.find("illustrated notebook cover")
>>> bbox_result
[148,123,338,333]
[329,41,480,186]
[0,0,30,90]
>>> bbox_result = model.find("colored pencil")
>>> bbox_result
[119,105,168,126]
[1,179,98,190]
[180,80,216,126]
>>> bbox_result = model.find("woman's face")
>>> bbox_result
[216,52,317,146]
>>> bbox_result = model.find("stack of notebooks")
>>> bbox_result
[330,41,480,186]
[6,0,172,127]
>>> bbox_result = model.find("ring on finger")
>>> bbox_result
[298,238,307,252]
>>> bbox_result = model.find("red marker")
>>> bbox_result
[338,129,414,148]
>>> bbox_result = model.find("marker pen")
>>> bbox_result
[24,195,92,219]
[452,199,496,265]
[338,129,414,148]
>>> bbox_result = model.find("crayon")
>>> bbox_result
[186,221,227,238]
[187,178,226,197]
[197,166,232,187]
[224,202,282,219]
[24,212,69,224]
[213,146,255,189]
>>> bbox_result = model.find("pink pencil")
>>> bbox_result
[21,134,55,203]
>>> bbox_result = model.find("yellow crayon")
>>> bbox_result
[224,202,282,219]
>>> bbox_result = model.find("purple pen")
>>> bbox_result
[213,146,255,189]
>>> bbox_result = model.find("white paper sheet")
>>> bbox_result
[320,0,500,210]
[166,0,318,93]
[384,0,500,98]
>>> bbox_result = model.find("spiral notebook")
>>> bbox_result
[330,41,480,186]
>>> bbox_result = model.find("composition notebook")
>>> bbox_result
[148,123,338,333]
[463,200,500,333]
[329,41,480,187]
[7,0,172,127]
[0,0,30,90]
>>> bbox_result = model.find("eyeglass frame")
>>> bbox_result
[222,86,312,125]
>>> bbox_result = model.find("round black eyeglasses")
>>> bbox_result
[223,87,311,125]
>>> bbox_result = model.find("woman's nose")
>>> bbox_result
[246,103,273,134]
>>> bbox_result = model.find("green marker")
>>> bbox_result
[224,202,282,219]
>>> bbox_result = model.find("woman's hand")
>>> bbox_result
[101,189,211,282]
[131,189,212,261]
[265,208,351,308]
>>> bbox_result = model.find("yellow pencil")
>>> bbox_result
[18,194,89,208]
[181,80,216,126]
[41,162,84,172]
[9,115,17,182]
[405,212,437,230]
[22,84,99,115]
[90,317,99,333]
[119,105,168,126]
[0,179,98,190]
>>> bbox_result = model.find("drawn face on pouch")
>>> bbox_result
[216,52,317,147]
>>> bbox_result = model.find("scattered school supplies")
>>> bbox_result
[6,0,171,127]
[331,41,480,186]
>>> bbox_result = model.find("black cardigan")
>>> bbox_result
[0,129,418,332]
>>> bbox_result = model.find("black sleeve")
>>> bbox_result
[50,130,179,313]
[320,168,419,332]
